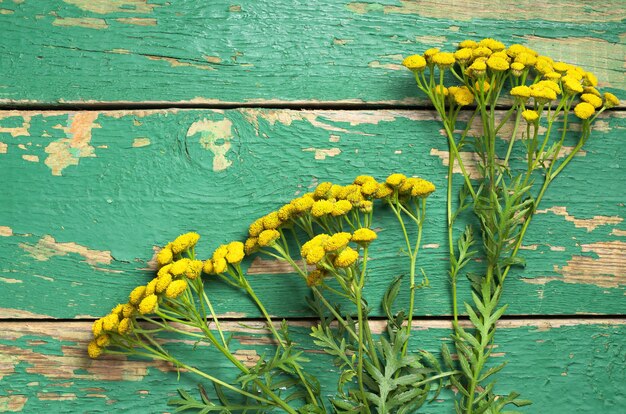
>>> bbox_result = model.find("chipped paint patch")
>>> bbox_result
[0,9,15,15]
[45,113,100,176]
[524,241,626,288]
[63,0,157,14]
[233,349,260,368]
[21,154,39,162]
[19,235,113,266]
[0,115,31,137]
[430,148,481,179]
[53,17,109,30]
[146,55,216,71]
[204,55,222,64]
[611,229,626,237]
[115,17,157,26]
[0,277,22,284]
[132,137,151,147]
[37,392,76,401]
[187,118,234,171]
[247,257,302,275]
[423,243,440,249]
[0,142,7,153]
[0,395,27,412]
[239,109,371,136]
[302,147,341,160]
[0,308,53,319]
[368,60,404,71]
[538,206,623,232]
[0,226,13,237]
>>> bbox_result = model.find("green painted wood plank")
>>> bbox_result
[1,109,624,318]
[0,320,624,412]
[0,1,623,104]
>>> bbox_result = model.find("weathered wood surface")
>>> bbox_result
[0,0,623,105]
[1,109,624,319]
[0,320,623,413]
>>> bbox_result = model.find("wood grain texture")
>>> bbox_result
[0,320,623,413]
[0,0,623,105]
[1,109,624,319]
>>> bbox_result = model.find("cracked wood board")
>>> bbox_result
[0,0,623,105]
[0,109,624,318]
[0,320,624,413]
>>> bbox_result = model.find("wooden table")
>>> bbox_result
[1,1,624,412]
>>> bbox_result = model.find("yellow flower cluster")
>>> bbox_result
[89,232,204,358]
[202,241,246,275]
[243,174,435,254]
[402,37,619,122]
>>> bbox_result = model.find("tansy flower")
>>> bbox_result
[566,68,583,81]
[583,86,601,97]
[244,237,258,254]
[358,200,373,213]
[118,318,132,335]
[410,178,436,197]
[479,38,505,51]
[510,85,531,99]
[202,259,214,274]
[331,200,352,216]
[458,39,478,49]
[334,247,359,268]
[212,245,229,260]
[96,334,110,347]
[291,195,315,213]
[306,269,325,287]
[102,313,120,331]
[510,62,525,76]
[129,286,146,305]
[88,340,102,359]
[225,242,245,264]
[374,183,394,199]
[185,260,203,280]
[360,179,379,196]
[111,304,124,317]
[454,48,473,64]
[249,218,264,237]
[156,244,173,266]
[277,204,296,221]
[145,278,158,296]
[353,175,375,185]
[122,303,135,318]
[402,54,427,71]
[399,177,418,195]
[515,52,537,68]
[155,272,172,293]
[213,257,228,274]
[170,258,191,277]
[166,280,188,299]
[552,62,569,73]
[534,59,553,75]
[522,110,539,123]
[92,318,104,337]
[603,92,620,108]
[487,56,509,71]
[171,232,200,254]
[451,86,474,106]
[139,294,158,314]
[351,228,377,245]
[432,52,455,68]
[433,85,448,97]
[574,102,595,120]
[467,60,486,77]
[475,80,490,93]
[581,93,603,109]
[530,84,557,102]
[262,212,282,230]
[329,184,344,199]
[258,229,281,247]
[301,234,329,257]
[544,71,561,81]
[345,189,365,204]
[506,44,531,58]
[157,263,172,279]
[323,232,352,252]
[472,46,492,58]
[305,246,326,265]
[314,182,333,199]
[583,72,598,87]
[423,48,440,63]
[386,173,407,187]
[562,75,583,95]
[311,200,334,217]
